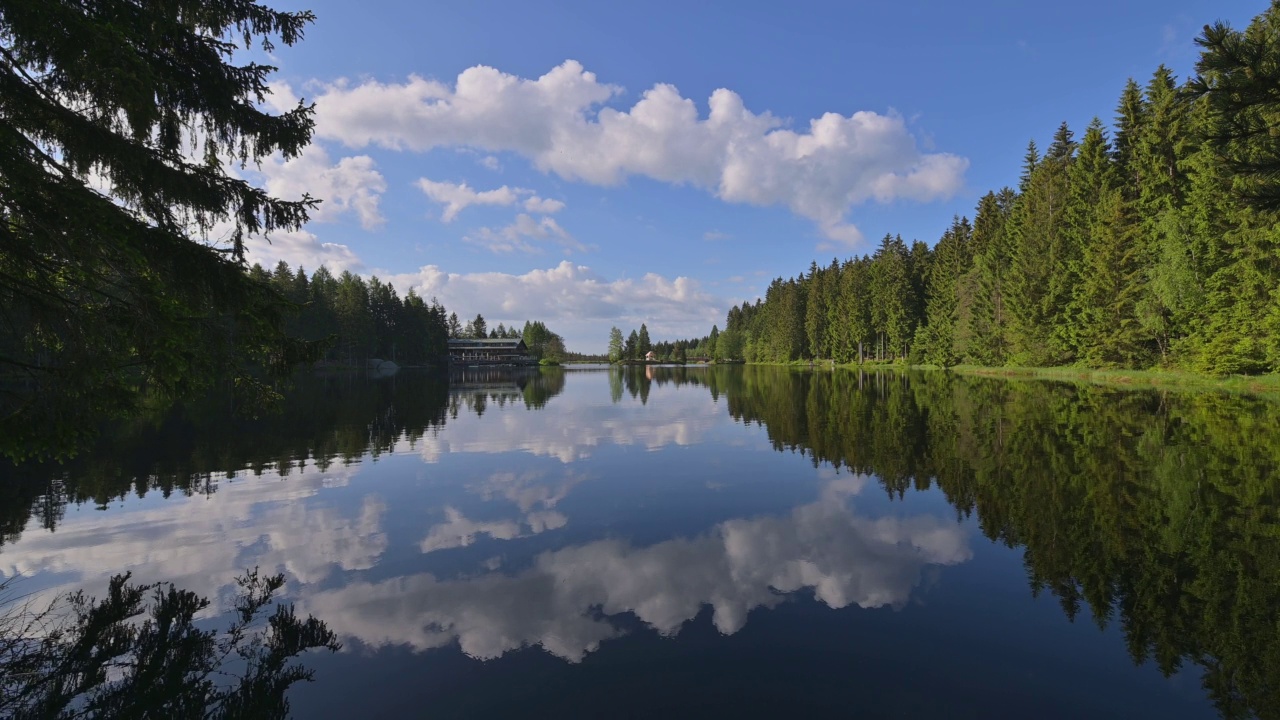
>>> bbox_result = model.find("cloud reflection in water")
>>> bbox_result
[302,478,972,662]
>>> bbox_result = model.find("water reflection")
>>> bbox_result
[0,462,384,614]
[2,366,1278,718]
[303,476,969,662]
[422,368,723,463]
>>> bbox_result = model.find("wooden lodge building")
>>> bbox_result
[447,338,535,366]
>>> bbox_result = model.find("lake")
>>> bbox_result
[3,365,1277,719]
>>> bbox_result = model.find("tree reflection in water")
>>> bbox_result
[1,569,338,720]
[3,366,1278,718]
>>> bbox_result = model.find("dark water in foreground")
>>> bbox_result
[3,366,1278,719]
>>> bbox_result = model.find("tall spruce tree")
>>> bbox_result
[919,217,971,366]
[1005,123,1079,365]
[1113,78,1148,192]
[1189,3,1280,371]
[958,189,1015,365]
[1074,190,1148,366]
[1063,119,1121,359]
[868,235,914,361]
[838,258,873,363]
[1192,2,1280,210]
[1133,67,1194,361]
[0,0,321,460]
[625,329,639,360]
[804,261,828,359]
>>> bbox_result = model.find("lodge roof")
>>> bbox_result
[447,338,527,349]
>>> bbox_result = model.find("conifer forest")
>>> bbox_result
[712,8,1280,375]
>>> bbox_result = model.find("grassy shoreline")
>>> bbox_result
[740,360,1280,396]
[943,364,1280,396]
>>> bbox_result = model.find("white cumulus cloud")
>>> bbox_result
[295,60,968,245]
[258,145,387,230]
[243,227,364,275]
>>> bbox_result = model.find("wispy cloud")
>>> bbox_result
[416,178,563,223]
[463,214,587,255]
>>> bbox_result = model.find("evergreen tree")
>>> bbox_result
[919,217,972,366]
[1135,67,1186,213]
[804,261,828,359]
[1192,3,1280,210]
[471,314,487,338]
[1113,78,1148,190]
[1019,140,1040,191]
[638,323,653,357]
[868,235,914,360]
[0,0,320,460]
[522,320,564,361]
[959,189,1016,365]
[1074,190,1148,366]
[906,239,933,355]
[839,258,873,363]
[625,329,639,361]
[1132,67,1195,362]
[335,272,373,364]
[1006,125,1076,365]
[1063,118,1120,358]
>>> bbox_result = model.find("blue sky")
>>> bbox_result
[242,0,1262,351]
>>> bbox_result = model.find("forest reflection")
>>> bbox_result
[678,366,1278,720]
[2,365,1277,718]
[0,368,565,547]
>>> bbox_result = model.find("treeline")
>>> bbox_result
[252,261,570,365]
[721,6,1280,375]
[605,323,725,363]
[251,261,450,366]
[518,321,567,362]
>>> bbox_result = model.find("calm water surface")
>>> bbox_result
[4,366,1278,719]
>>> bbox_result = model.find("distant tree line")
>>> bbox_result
[518,321,567,362]
[606,323,729,363]
[714,6,1280,375]
[250,262,450,366]
[252,262,570,366]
